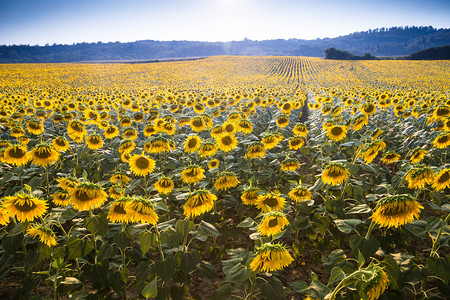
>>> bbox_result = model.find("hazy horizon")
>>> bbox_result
[1,0,450,46]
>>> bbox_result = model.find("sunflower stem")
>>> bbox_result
[430,212,450,257]
[45,166,50,199]
[365,220,376,239]
[154,224,165,260]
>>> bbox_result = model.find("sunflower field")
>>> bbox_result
[0,56,449,300]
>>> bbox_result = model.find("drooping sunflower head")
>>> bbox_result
[0,206,10,225]
[144,136,172,154]
[258,212,289,236]
[122,127,138,140]
[371,128,383,140]
[405,166,435,189]
[125,196,158,224]
[410,148,427,164]
[69,182,108,211]
[214,172,240,191]
[288,185,312,202]
[293,123,308,137]
[52,137,70,152]
[104,125,119,139]
[129,154,156,177]
[249,243,294,273]
[110,172,130,185]
[237,119,253,134]
[289,136,305,150]
[261,133,279,149]
[371,194,423,228]
[276,115,290,128]
[352,114,368,131]
[433,132,450,149]
[245,142,266,159]
[3,193,48,222]
[256,192,286,213]
[322,163,349,186]
[109,185,126,199]
[241,186,261,205]
[433,168,450,191]
[154,176,175,194]
[181,165,205,184]
[381,152,401,164]
[30,143,60,167]
[26,119,45,135]
[190,116,206,132]
[57,176,79,192]
[3,144,30,166]
[26,224,57,247]
[52,191,71,206]
[183,189,217,218]
[108,197,131,223]
[67,120,86,138]
[281,158,300,172]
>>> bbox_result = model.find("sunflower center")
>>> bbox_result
[35,148,52,159]
[188,139,198,148]
[264,196,279,208]
[56,139,67,146]
[291,139,301,146]
[225,124,234,132]
[9,147,26,158]
[192,195,206,207]
[438,172,450,183]
[107,127,117,134]
[192,119,203,127]
[113,203,127,215]
[437,135,449,143]
[436,107,449,116]
[268,218,278,228]
[75,190,94,202]
[331,127,343,135]
[222,136,233,146]
[28,122,42,130]
[15,199,37,212]
[278,118,288,124]
[89,137,100,144]
[136,157,150,169]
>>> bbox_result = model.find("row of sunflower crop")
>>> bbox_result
[0,57,449,300]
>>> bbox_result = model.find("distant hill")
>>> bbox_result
[405,45,450,60]
[1,26,449,63]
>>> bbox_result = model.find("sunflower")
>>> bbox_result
[30,144,60,167]
[433,168,450,191]
[110,172,130,185]
[371,128,383,140]
[208,159,219,169]
[70,182,108,211]
[3,144,29,166]
[364,263,389,300]
[359,140,386,164]
[52,137,70,152]
[371,194,423,228]
[122,127,138,140]
[181,165,205,184]
[108,198,130,223]
[57,177,79,191]
[52,192,71,206]
[361,102,376,116]
[222,122,237,135]
[245,142,266,159]
[109,185,125,199]
[3,193,48,222]
[210,125,224,139]
[405,167,434,189]
[125,197,158,224]
[256,192,286,213]
[121,152,131,163]
[10,126,25,138]
[241,187,261,205]
[129,154,156,177]
[214,172,240,191]
[143,124,158,137]
[322,163,349,186]
[327,125,347,142]
[276,115,290,128]
[215,134,238,152]
[237,119,253,134]
[293,123,308,137]
[0,207,10,225]
[433,105,450,120]
[281,158,300,171]
[261,134,280,149]
[433,132,450,149]
[184,135,202,153]
[250,243,294,273]
[190,116,206,132]
[289,136,304,150]
[178,116,191,127]
[154,176,175,194]
[67,120,87,139]
[183,189,217,218]
[118,140,135,154]
[288,185,312,202]
[144,136,173,154]
[352,115,368,131]
[381,152,401,164]
[258,212,289,236]
[26,119,44,135]
[86,134,104,150]
[26,224,57,247]
[104,125,119,139]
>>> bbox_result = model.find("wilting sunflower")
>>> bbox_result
[241,186,261,205]
[144,136,173,154]
[433,105,450,120]
[261,134,280,149]
[110,172,130,185]
[214,172,240,191]
[250,243,294,273]
[86,134,104,150]
[154,176,175,194]
[57,176,79,191]
[67,120,87,139]
[184,135,201,153]
[26,119,44,135]
[405,167,434,189]
[208,159,219,169]
[258,212,289,236]
[190,116,206,132]
[256,192,286,213]
[322,163,349,186]
[104,125,119,139]
[289,136,304,150]
[183,189,217,218]
[327,125,348,142]
[210,125,224,139]
[181,165,205,184]
[276,115,290,128]
[109,185,125,199]
[122,127,138,140]
[3,144,29,166]
[10,126,25,138]
[281,158,300,171]
[52,192,71,206]
[129,154,156,177]
[107,198,130,223]
[359,140,386,164]
[26,224,57,247]
[293,123,308,137]
[288,184,312,202]
[215,134,238,152]
[125,197,158,224]
[363,263,389,300]
[432,132,450,149]
[3,193,48,222]
[70,182,108,211]
[371,128,383,140]
[371,194,423,228]
[237,119,253,134]
[433,168,450,190]
[352,114,368,131]
[30,144,60,167]
[118,140,135,154]
[410,148,427,164]
[178,116,191,127]
[381,152,401,164]
[245,142,266,159]
[52,137,70,152]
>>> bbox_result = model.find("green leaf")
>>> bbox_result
[347,204,371,214]
[210,283,232,300]
[196,261,217,279]
[288,281,308,294]
[260,276,285,300]
[427,256,450,282]
[404,220,427,239]
[154,257,177,283]
[59,209,77,223]
[135,261,152,287]
[85,214,108,236]
[113,231,131,250]
[334,219,362,234]
[66,237,94,260]
[180,251,201,275]
[322,249,347,272]
[427,216,447,233]
[141,277,158,299]
[381,254,400,289]
[155,202,170,212]
[175,219,194,238]
[237,217,256,228]
[120,267,129,283]
[308,280,332,299]
[349,235,380,261]
[140,231,156,255]
[1,233,23,255]
[197,220,221,237]
[160,227,180,247]
[328,267,346,286]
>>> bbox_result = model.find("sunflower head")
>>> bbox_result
[256,192,286,213]
[281,158,300,172]
[27,224,57,247]
[3,144,30,166]
[214,172,240,191]
[208,159,220,169]
[183,189,217,218]
[181,165,205,184]
[433,168,450,190]
[258,212,289,236]
[241,186,261,205]
[372,194,423,228]
[125,196,158,224]
[30,143,60,167]
[53,137,70,152]
[154,176,175,194]
[3,192,48,222]
[215,134,238,152]
[322,163,349,186]
[288,185,312,202]
[108,198,131,223]
[129,154,156,177]
[86,134,104,150]
[250,243,293,273]
[245,142,266,159]
[184,135,202,153]
[70,182,108,211]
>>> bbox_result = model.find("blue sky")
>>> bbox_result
[1,0,449,45]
